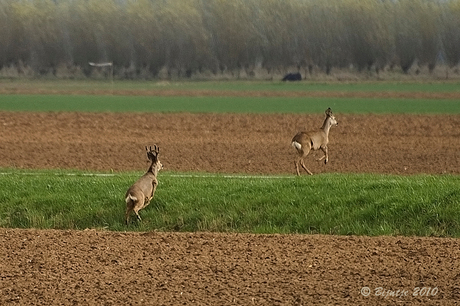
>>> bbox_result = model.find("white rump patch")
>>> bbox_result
[126,194,137,203]
[292,141,302,150]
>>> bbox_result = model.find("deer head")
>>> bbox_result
[325,108,338,127]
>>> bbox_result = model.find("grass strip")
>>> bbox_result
[0,169,459,237]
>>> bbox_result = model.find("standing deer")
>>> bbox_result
[291,108,338,176]
[125,145,163,224]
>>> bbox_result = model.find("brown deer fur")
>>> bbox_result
[125,145,162,224]
[291,108,338,175]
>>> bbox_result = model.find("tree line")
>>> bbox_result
[1,0,459,79]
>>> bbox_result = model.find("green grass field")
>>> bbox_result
[2,78,460,93]
[1,80,459,236]
[1,79,460,113]
[2,94,460,113]
[1,170,459,236]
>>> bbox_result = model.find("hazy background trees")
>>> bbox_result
[1,0,459,79]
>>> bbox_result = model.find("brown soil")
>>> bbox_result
[0,112,459,175]
[1,229,459,305]
[1,110,459,305]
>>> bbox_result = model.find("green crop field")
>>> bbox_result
[2,78,460,93]
[2,94,460,113]
[1,80,460,113]
[1,80,459,236]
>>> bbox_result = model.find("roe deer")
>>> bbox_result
[125,145,163,224]
[291,108,338,176]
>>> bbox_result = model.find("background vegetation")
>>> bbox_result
[1,0,460,79]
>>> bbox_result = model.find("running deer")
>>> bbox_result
[125,145,163,224]
[291,108,338,175]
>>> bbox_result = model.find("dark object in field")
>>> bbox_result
[282,72,302,81]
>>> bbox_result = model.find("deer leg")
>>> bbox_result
[295,147,313,175]
[300,158,313,175]
[144,183,158,208]
[297,149,313,175]
[125,205,133,225]
[294,159,301,176]
[318,146,328,164]
[125,198,135,225]
[132,197,146,222]
[133,208,142,222]
[295,153,308,176]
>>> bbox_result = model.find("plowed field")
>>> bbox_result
[1,112,459,175]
